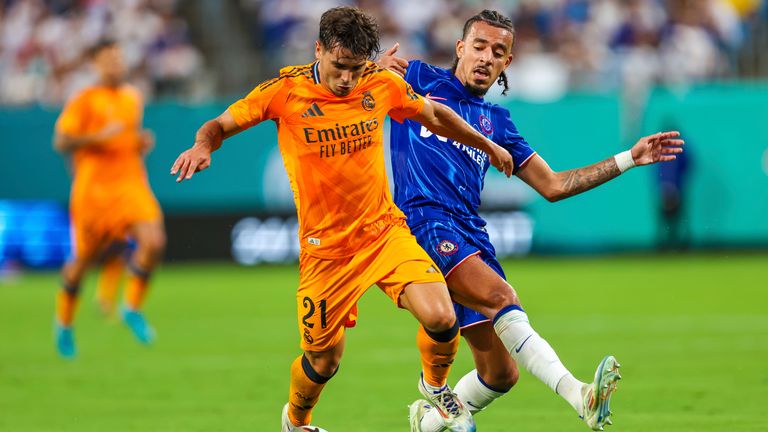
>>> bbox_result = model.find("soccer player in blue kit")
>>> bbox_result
[380,10,684,432]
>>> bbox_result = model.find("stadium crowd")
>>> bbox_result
[0,0,202,105]
[1,0,766,105]
[248,0,767,100]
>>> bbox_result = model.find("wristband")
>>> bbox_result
[614,150,636,173]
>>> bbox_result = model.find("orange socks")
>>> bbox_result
[417,321,460,387]
[287,355,336,426]
[96,257,124,314]
[124,262,151,310]
[56,282,80,326]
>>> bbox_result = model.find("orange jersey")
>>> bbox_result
[56,84,161,256]
[228,61,425,258]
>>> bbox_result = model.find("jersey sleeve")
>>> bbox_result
[227,76,287,128]
[403,60,425,94]
[499,108,536,175]
[384,70,426,124]
[55,91,89,136]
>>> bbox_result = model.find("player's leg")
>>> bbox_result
[447,255,620,429]
[283,251,366,430]
[55,230,105,358]
[400,282,477,432]
[377,226,474,431]
[95,243,127,316]
[400,281,461,388]
[458,322,519,412]
[122,220,165,344]
[283,337,346,430]
[416,319,518,432]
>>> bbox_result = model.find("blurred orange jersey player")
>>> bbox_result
[53,40,166,358]
[172,7,514,431]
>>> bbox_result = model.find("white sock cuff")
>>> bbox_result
[492,306,529,335]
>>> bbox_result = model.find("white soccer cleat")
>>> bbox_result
[409,399,432,432]
[418,375,476,432]
[281,403,329,432]
[581,355,621,431]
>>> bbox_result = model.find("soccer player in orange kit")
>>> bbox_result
[171,7,516,432]
[53,40,165,358]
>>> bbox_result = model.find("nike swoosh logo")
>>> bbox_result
[466,401,482,410]
[515,334,533,353]
[425,92,448,101]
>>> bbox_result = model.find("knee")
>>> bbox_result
[484,284,520,315]
[421,308,457,333]
[304,351,341,378]
[147,230,166,255]
[137,230,166,260]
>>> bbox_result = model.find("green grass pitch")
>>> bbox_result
[1,254,767,431]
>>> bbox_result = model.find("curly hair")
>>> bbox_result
[319,7,381,60]
[451,10,515,96]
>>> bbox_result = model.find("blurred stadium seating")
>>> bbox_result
[1,0,767,268]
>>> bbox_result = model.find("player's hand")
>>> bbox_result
[92,122,125,144]
[140,129,155,154]
[487,143,514,177]
[171,143,213,183]
[379,43,408,77]
[630,131,684,166]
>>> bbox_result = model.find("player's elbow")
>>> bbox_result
[52,134,67,153]
[541,186,566,202]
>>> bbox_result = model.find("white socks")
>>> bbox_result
[493,306,585,414]
[454,370,506,414]
[419,305,587,431]
[420,370,506,432]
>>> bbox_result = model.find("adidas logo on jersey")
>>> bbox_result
[301,103,325,118]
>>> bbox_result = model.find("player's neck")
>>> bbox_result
[98,77,123,89]
[453,70,486,99]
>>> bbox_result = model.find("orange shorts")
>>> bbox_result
[70,182,162,260]
[296,222,445,351]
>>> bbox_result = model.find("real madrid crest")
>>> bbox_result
[362,91,375,111]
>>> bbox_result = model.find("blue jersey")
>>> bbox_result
[390,60,536,230]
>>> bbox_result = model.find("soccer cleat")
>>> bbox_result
[281,403,328,432]
[418,374,476,432]
[55,323,76,358]
[581,355,621,430]
[409,399,432,432]
[121,306,155,344]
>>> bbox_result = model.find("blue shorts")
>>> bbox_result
[409,218,506,329]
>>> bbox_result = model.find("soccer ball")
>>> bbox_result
[297,427,329,432]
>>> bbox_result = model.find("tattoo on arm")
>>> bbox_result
[559,156,621,199]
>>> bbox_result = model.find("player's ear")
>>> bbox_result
[314,41,322,60]
[504,53,514,68]
[456,39,465,59]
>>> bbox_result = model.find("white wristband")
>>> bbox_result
[614,150,636,173]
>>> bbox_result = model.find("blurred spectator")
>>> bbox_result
[248,0,765,100]
[0,0,204,105]
[656,120,692,251]
[2,0,766,105]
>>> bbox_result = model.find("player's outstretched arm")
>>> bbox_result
[517,131,684,202]
[411,98,514,177]
[53,122,125,153]
[171,110,243,183]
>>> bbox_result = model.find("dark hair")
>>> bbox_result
[88,39,118,58]
[318,7,380,60]
[451,10,515,96]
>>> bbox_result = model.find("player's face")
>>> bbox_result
[315,42,368,97]
[455,21,514,96]
[93,45,126,85]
